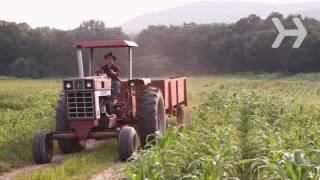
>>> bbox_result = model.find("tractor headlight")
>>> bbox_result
[64,81,73,90]
[66,83,72,89]
[86,82,92,88]
[85,80,94,89]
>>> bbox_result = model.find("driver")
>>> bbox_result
[96,52,121,98]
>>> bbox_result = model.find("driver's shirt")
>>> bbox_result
[100,64,120,82]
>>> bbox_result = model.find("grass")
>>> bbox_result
[188,73,320,104]
[17,140,118,180]
[1,73,320,178]
[0,80,60,170]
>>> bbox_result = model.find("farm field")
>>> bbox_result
[0,80,59,170]
[128,74,320,179]
[0,73,320,179]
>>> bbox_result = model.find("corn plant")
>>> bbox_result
[127,85,320,179]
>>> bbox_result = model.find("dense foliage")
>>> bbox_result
[136,13,320,74]
[0,20,127,78]
[1,13,320,78]
[127,85,320,179]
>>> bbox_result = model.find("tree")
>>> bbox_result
[10,57,39,78]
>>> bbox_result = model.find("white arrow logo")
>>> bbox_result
[272,18,307,48]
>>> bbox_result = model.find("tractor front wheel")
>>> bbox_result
[118,126,138,161]
[138,87,167,148]
[32,130,53,164]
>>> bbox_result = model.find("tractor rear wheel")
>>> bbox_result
[32,130,53,164]
[118,126,138,161]
[138,87,167,148]
[176,105,185,124]
[56,94,84,153]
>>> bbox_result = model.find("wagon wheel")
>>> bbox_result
[176,105,185,124]
[32,130,53,164]
[118,126,138,161]
[138,87,167,148]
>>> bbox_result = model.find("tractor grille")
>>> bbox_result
[67,92,94,118]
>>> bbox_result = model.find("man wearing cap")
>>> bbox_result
[96,52,121,98]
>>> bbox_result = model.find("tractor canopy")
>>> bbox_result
[74,40,138,80]
[74,40,138,49]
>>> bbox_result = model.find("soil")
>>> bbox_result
[90,162,125,180]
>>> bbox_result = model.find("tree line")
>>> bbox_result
[0,20,127,78]
[0,12,320,78]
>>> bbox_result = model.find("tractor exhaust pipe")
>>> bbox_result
[129,47,133,80]
[76,49,84,78]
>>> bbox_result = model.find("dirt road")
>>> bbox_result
[0,140,106,180]
[90,162,125,180]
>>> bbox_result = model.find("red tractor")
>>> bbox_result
[32,40,187,163]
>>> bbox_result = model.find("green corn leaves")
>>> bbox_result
[127,85,320,179]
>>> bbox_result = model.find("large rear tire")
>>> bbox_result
[118,126,138,161]
[138,87,167,148]
[32,130,53,164]
[56,94,84,153]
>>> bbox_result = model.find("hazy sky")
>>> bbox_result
[0,0,318,29]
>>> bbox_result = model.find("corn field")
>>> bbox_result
[127,83,320,179]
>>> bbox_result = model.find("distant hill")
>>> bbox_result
[122,1,320,34]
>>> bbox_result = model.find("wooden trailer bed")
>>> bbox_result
[119,77,187,117]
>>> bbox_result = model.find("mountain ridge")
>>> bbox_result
[122,1,320,33]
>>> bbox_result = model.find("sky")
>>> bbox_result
[0,0,318,29]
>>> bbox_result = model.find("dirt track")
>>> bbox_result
[90,162,125,180]
[0,140,106,180]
